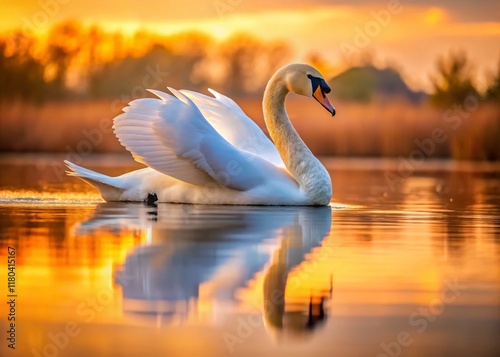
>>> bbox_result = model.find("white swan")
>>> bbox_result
[65,63,336,205]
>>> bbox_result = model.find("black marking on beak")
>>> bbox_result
[308,74,335,116]
[308,74,331,97]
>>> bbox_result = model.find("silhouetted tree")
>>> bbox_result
[220,34,290,96]
[44,21,83,96]
[89,39,210,99]
[0,32,48,102]
[430,50,477,107]
[485,55,500,102]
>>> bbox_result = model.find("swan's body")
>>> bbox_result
[66,63,336,205]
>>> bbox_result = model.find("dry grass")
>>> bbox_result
[241,95,500,160]
[0,100,123,153]
[1,96,499,160]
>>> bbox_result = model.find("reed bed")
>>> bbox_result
[1,97,498,160]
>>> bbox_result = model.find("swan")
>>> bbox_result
[65,63,336,205]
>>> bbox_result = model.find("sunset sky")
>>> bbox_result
[2,0,500,91]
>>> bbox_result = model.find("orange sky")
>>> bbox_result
[2,0,499,91]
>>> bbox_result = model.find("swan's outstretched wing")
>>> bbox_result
[180,89,285,167]
[113,94,213,186]
[113,88,286,190]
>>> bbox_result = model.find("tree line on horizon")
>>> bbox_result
[0,21,289,103]
[0,21,498,106]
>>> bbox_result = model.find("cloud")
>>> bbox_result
[4,0,499,29]
[236,0,499,22]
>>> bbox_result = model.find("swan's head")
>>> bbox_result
[280,63,336,116]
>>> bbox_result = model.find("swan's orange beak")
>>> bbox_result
[313,86,336,116]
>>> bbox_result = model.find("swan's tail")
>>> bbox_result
[64,160,125,201]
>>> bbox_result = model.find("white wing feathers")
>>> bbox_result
[113,95,214,186]
[113,88,285,191]
[180,89,284,167]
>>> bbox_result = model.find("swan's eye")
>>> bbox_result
[307,74,331,96]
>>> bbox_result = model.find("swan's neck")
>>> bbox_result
[263,76,332,204]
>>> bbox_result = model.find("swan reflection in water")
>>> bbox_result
[75,203,333,336]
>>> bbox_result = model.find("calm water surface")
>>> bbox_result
[0,154,499,357]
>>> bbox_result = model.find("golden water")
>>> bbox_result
[0,155,498,356]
